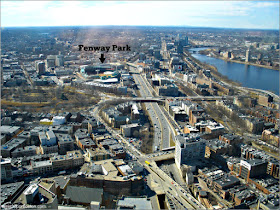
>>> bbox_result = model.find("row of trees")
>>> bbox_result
[205,102,247,134]
[71,81,131,97]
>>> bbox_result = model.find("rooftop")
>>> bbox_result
[0,126,21,135]
[65,186,103,204]
[24,183,38,195]
[2,138,26,150]
[176,133,204,144]
[12,146,37,153]
[120,123,140,129]
[79,138,96,146]
[53,176,70,189]
[118,165,135,177]
[1,181,25,205]
[56,134,74,143]
[241,159,267,167]
[46,130,56,139]
[117,196,152,210]
[79,159,140,181]
[32,160,52,168]
[214,175,240,188]
[86,147,110,156]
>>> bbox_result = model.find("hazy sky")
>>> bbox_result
[1,1,279,29]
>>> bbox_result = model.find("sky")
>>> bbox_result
[1,1,279,29]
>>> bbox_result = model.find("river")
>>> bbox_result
[188,48,279,95]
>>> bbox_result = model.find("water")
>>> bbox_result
[188,48,279,95]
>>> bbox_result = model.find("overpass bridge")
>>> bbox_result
[99,96,235,108]
[119,95,235,102]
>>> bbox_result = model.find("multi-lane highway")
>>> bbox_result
[90,96,206,209]
[130,72,205,208]
[133,74,163,151]
[125,60,207,208]
[91,105,204,209]
[146,161,206,209]
[133,73,172,150]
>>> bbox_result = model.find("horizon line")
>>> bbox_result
[1,25,279,31]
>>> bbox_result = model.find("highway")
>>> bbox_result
[145,161,206,209]
[131,72,207,208]
[133,73,172,150]
[124,58,207,208]
[90,98,205,209]
[133,74,163,151]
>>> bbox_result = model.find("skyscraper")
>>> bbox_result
[56,55,64,66]
[46,55,56,68]
[176,34,188,54]
[245,49,251,62]
[36,61,46,75]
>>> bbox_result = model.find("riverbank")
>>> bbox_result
[200,49,279,71]
[218,56,278,71]
[188,47,279,95]
[185,51,242,87]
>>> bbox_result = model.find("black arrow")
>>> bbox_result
[99,54,106,63]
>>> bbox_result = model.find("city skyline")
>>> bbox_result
[1,1,279,30]
[1,4,279,209]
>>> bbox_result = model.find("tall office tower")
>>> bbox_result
[185,36,189,45]
[177,44,184,54]
[245,49,251,62]
[36,61,46,75]
[56,55,64,66]
[46,55,56,68]
[177,34,188,46]
[154,60,160,69]
[154,50,161,60]
[176,34,188,54]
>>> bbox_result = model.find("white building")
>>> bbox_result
[1,158,12,181]
[52,116,66,125]
[39,131,58,154]
[183,73,197,83]
[175,134,206,169]
[31,160,53,174]
[120,123,140,137]
[24,184,39,204]
[186,171,194,185]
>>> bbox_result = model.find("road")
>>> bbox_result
[133,74,162,151]
[146,161,206,209]
[133,73,172,150]
[91,100,205,209]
